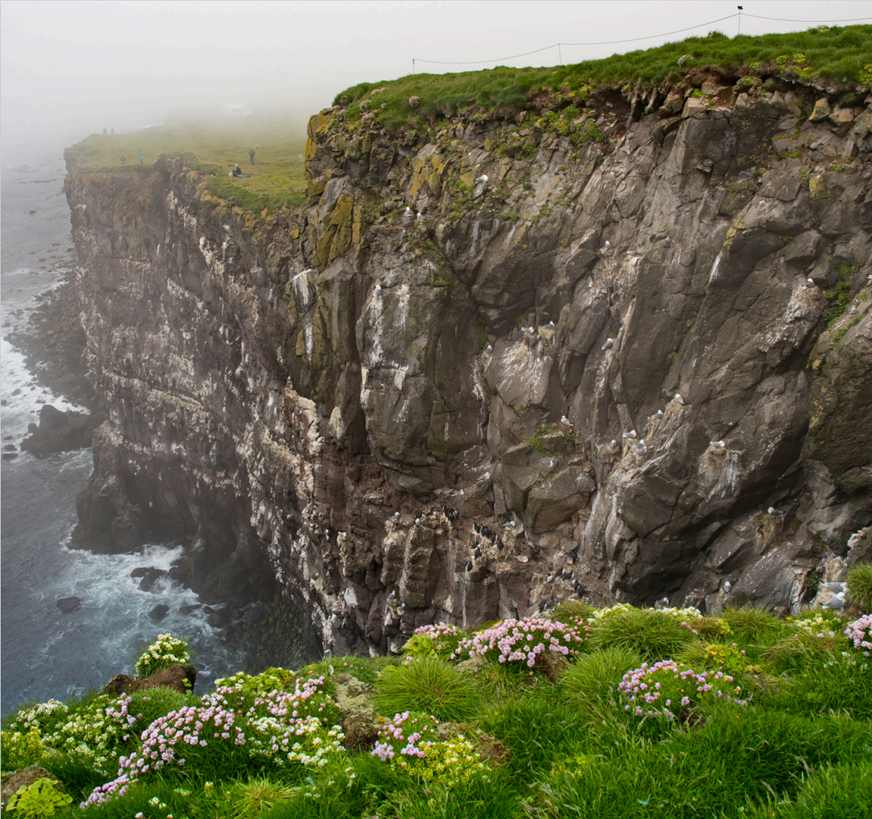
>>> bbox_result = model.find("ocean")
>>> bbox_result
[1,139,243,715]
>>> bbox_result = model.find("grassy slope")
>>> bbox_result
[67,113,309,210]
[2,604,871,818]
[334,25,872,130]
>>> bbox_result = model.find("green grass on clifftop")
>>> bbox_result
[66,113,308,211]
[333,25,872,131]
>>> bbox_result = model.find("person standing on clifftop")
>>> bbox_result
[120,154,126,166]
[138,151,143,165]
[249,147,255,164]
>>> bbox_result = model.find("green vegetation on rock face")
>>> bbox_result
[3,605,871,817]
[333,25,872,133]
[65,113,308,212]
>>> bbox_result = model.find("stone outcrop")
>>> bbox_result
[64,73,872,657]
[103,664,197,695]
[21,404,99,454]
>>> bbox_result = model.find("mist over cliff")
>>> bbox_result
[60,39,872,658]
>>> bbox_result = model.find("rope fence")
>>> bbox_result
[412,11,872,72]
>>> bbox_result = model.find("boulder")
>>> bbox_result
[103,664,196,695]
[56,596,81,613]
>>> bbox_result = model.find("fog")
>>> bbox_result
[2,0,871,152]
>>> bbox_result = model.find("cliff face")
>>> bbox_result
[66,76,872,655]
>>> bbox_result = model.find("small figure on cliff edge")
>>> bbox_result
[138,151,143,165]
[249,147,255,165]
[120,154,126,166]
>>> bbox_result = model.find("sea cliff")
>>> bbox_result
[64,64,872,655]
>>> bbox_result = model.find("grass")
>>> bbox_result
[3,601,871,818]
[373,657,482,721]
[587,606,699,661]
[848,562,872,611]
[331,26,872,133]
[66,112,309,212]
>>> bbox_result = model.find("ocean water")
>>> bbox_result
[1,141,241,715]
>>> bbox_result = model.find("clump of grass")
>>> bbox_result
[552,599,595,623]
[588,607,699,661]
[222,777,298,819]
[373,657,481,721]
[127,686,199,732]
[847,562,872,612]
[560,646,645,713]
[479,695,592,776]
[720,605,787,645]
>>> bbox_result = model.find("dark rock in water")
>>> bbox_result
[132,567,168,592]
[20,404,98,454]
[56,596,81,613]
[179,603,202,616]
[103,664,197,695]
[207,607,232,627]
[168,559,190,585]
[148,604,170,621]
[1,452,18,461]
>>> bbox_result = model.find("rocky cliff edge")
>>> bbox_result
[65,70,872,655]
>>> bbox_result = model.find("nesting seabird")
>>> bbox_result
[610,439,618,448]
[473,522,481,535]
[802,277,816,289]
[546,575,554,583]
[561,415,571,426]
[473,546,482,559]
[603,240,611,250]
[709,440,726,449]
[766,507,785,516]
[654,596,670,608]
[465,561,473,572]
[484,344,493,355]
[543,321,556,330]
[723,581,732,594]
[386,589,396,601]
[393,511,400,520]
[416,212,426,223]
[674,393,686,405]
[622,430,638,439]
[651,409,664,420]
[402,207,414,227]
[415,516,421,525]
[602,338,615,350]
[496,539,505,551]
[634,440,647,457]
[828,592,846,610]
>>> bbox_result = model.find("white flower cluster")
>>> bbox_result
[134,633,190,678]
[247,715,345,767]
